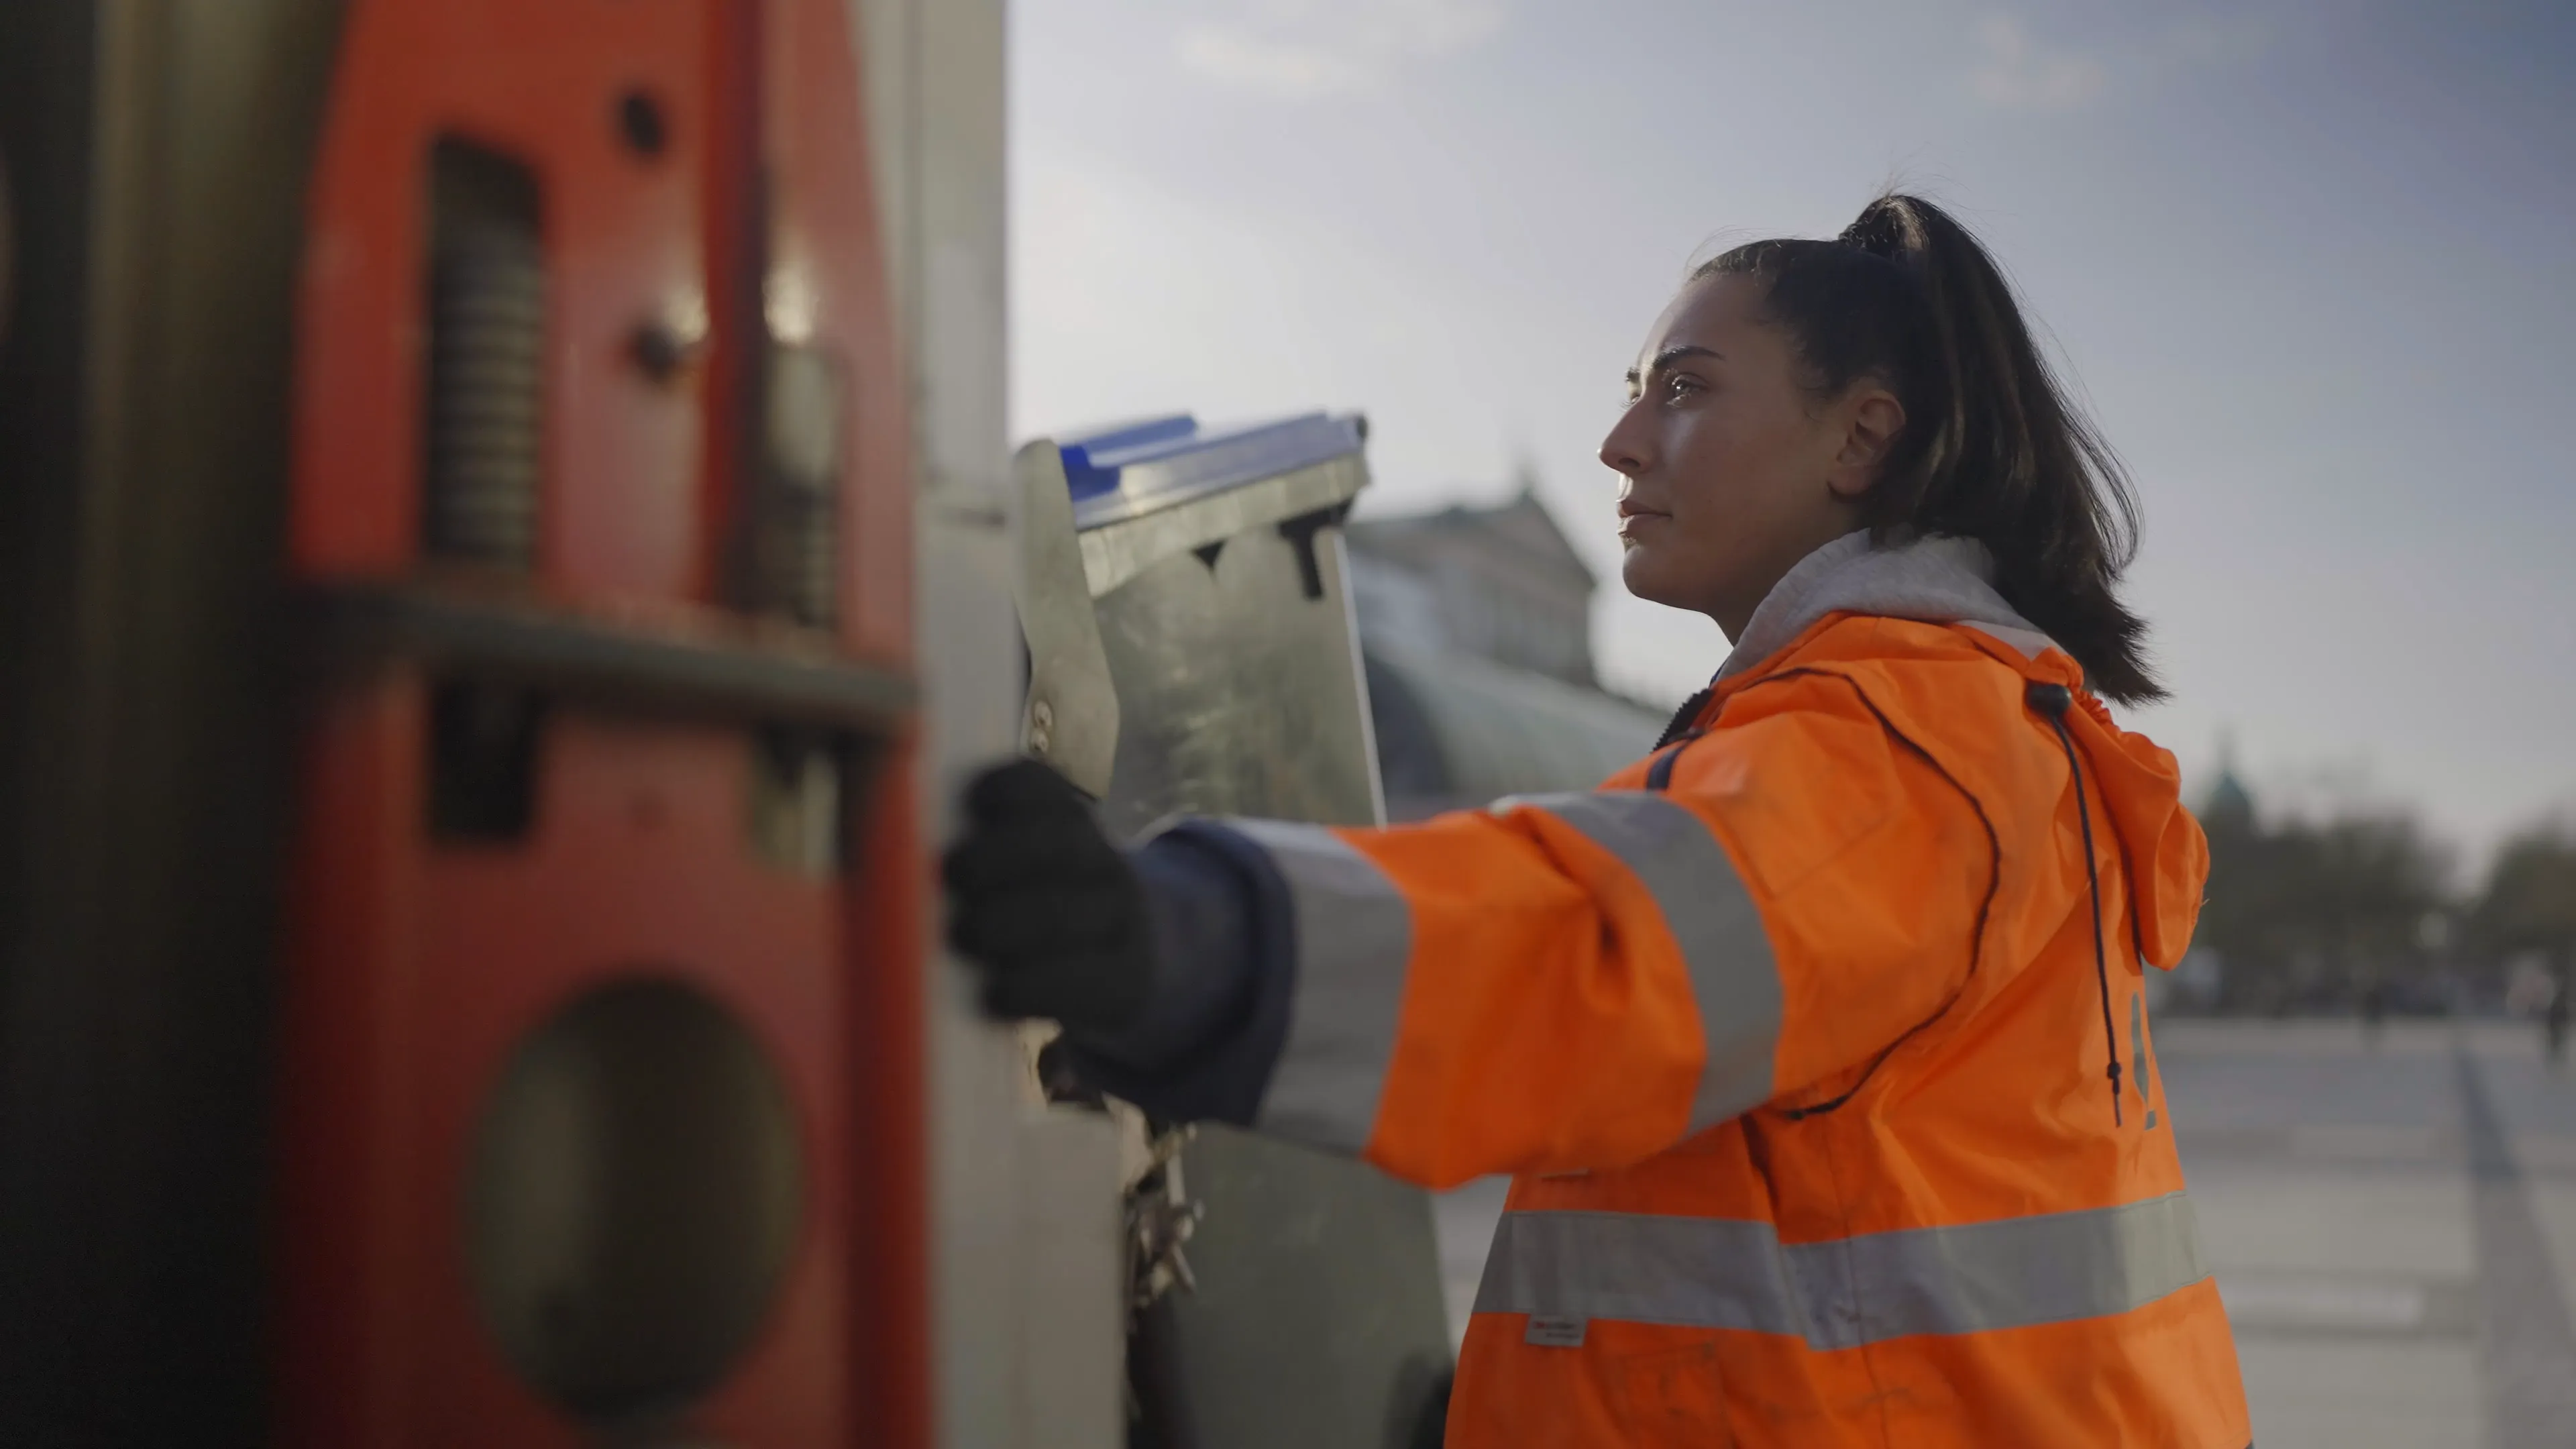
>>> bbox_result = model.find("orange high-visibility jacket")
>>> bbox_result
[1202,533,2250,1446]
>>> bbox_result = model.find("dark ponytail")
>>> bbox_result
[1695,193,2163,704]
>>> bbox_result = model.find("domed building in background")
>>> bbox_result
[2204,734,2257,835]
[1342,482,1676,820]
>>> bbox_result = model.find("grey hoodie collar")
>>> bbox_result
[1713,530,2056,684]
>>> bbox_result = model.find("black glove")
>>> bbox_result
[943,759,1155,1034]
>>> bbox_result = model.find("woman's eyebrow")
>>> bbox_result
[1625,343,1725,386]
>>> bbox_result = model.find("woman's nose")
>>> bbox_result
[1599,407,1651,478]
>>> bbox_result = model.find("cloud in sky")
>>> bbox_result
[1177,0,1505,99]
[1970,10,2275,112]
[1970,14,2110,111]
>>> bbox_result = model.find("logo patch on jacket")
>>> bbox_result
[1525,1315,1588,1347]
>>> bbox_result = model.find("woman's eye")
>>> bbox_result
[1664,375,1704,400]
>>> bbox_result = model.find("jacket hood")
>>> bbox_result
[1721,531,2206,968]
[2060,691,2207,970]
[1716,530,2054,684]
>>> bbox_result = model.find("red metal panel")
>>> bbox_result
[292,0,710,596]
[767,0,916,663]
[274,0,923,1442]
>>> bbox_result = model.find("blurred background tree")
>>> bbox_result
[2466,817,2576,990]
[2193,757,2457,1014]
[2192,761,2574,1016]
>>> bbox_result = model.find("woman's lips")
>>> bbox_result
[1617,510,1670,543]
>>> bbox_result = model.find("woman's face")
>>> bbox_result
[1600,273,1900,637]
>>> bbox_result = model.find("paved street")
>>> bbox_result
[1432,1020,2576,1448]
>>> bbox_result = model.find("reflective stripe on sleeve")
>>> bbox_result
[1224,818,1415,1153]
[1495,791,1782,1130]
[1471,1191,2210,1351]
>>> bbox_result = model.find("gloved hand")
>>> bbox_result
[942,759,1156,1035]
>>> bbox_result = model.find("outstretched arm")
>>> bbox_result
[945,674,1990,1189]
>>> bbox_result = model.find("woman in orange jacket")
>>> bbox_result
[948,193,2251,1446]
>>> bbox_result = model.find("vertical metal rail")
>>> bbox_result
[847,0,1130,1444]
[0,1,346,1441]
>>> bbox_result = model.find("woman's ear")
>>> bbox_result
[1827,387,1907,499]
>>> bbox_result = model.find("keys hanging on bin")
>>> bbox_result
[1126,1124,1205,1313]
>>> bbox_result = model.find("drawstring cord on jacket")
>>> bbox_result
[2027,682,2124,1126]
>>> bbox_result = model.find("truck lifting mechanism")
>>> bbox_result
[0,3,1452,1445]
[1,1,925,1442]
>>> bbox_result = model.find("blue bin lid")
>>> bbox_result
[1058,412,1364,531]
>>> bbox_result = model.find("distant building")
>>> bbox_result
[1342,484,1669,819]
[1344,482,1601,688]
[2204,734,2255,830]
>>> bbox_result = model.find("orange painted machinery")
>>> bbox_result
[0,1,928,1444]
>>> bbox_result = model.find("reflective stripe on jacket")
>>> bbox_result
[1193,533,2250,1446]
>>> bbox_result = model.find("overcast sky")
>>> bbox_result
[1008,0,2575,866]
